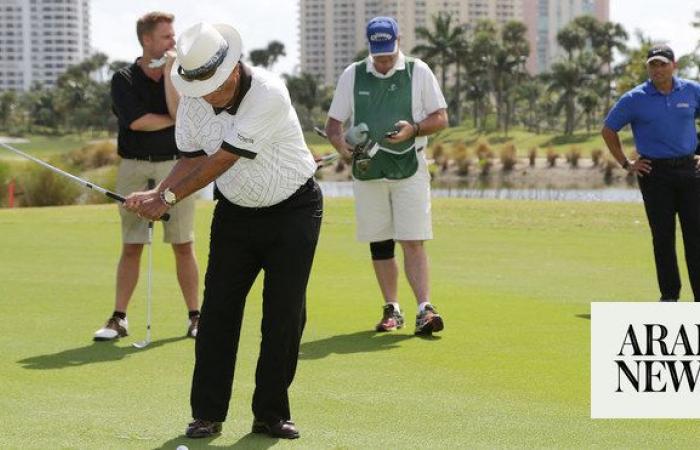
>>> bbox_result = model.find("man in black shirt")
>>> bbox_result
[94,11,200,341]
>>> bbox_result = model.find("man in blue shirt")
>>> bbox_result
[602,44,700,301]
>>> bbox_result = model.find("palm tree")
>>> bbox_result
[557,25,586,61]
[249,49,269,67]
[547,51,599,135]
[469,20,500,130]
[577,89,600,132]
[283,72,322,129]
[615,30,654,94]
[413,12,465,92]
[449,30,470,125]
[592,21,628,112]
[248,41,286,68]
[0,90,17,131]
[265,41,286,68]
[515,79,543,133]
[499,21,529,134]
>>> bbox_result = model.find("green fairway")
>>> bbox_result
[1,198,699,449]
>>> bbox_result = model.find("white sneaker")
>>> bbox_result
[187,315,199,338]
[93,316,128,341]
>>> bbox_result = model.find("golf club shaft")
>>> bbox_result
[145,179,154,343]
[0,142,170,221]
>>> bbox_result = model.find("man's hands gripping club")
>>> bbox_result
[125,151,240,221]
[124,189,171,222]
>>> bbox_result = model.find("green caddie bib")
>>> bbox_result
[352,58,418,180]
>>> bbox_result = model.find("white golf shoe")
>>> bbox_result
[93,316,128,341]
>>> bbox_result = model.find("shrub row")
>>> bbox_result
[1,140,119,207]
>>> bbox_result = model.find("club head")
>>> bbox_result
[132,339,151,349]
[313,126,328,139]
[315,153,338,168]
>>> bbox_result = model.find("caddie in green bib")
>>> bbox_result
[352,58,419,181]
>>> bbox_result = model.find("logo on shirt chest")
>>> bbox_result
[237,133,254,145]
[676,102,690,108]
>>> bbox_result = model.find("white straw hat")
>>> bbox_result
[171,22,242,97]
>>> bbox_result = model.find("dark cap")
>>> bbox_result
[646,44,674,64]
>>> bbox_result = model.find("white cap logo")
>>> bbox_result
[370,32,393,42]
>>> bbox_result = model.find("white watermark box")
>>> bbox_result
[591,302,700,418]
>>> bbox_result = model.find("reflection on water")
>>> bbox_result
[317,181,642,203]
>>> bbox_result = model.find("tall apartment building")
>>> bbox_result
[0,0,90,91]
[299,0,608,86]
[523,0,608,73]
[300,0,522,86]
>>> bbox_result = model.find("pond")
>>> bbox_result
[316,182,642,203]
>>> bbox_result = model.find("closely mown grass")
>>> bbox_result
[2,198,699,448]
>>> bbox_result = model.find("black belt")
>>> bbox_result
[646,154,694,167]
[122,154,180,162]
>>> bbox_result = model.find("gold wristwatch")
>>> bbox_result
[160,188,177,206]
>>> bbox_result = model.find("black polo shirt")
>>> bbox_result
[111,59,178,159]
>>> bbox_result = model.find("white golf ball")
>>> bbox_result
[176,446,188,450]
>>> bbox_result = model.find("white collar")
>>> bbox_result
[366,51,405,79]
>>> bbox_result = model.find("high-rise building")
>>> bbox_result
[300,0,522,86]
[522,0,608,73]
[0,0,91,91]
[299,0,609,86]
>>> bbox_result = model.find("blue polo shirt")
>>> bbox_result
[604,77,700,158]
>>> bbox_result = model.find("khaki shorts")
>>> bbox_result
[353,153,433,242]
[116,158,196,244]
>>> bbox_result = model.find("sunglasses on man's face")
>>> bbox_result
[178,64,219,82]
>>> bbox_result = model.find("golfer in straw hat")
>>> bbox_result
[125,22,322,440]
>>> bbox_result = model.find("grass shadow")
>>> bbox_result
[299,330,414,360]
[543,132,599,146]
[575,313,591,320]
[488,136,512,144]
[156,432,278,449]
[17,336,188,370]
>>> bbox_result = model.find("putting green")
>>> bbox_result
[0,198,698,449]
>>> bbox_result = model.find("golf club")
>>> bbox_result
[315,152,338,168]
[313,126,328,139]
[133,178,155,349]
[310,127,339,168]
[0,142,170,221]
[313,124,378,158]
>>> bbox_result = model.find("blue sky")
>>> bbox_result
[91,0,699,75]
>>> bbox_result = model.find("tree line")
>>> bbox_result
[412,12,700,136]
[1,12,699,137]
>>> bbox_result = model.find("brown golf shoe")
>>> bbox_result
[252,418,300,439]
[375,304,404,332]
[414,304,444,335]
[185,419,222,438]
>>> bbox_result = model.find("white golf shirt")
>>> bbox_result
[175,66,316,207]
